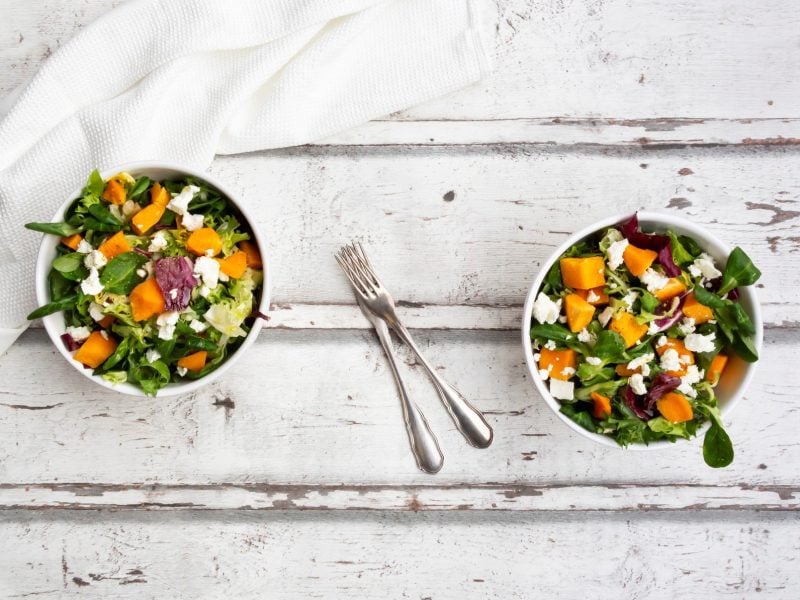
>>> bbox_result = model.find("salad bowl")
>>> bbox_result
[521,211,762,454]
[33,161,271,397]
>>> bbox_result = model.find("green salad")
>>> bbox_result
[530,214,760,467]
[26,169,264,395]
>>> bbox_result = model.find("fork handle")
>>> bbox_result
[392,323,494,449]
[374,320,444,473]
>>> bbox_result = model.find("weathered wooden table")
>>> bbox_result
[2,1,799,597]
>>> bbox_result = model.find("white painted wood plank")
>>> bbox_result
[320,117,800,147]
[203,147,800,327]
[2,482,796,512]
[1,511,797,598]
[0,329,796,508]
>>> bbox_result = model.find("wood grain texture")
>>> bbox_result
[204,146,800,328]
[1,328,797,508]
[1,511,798,598]
[3,0,800,596]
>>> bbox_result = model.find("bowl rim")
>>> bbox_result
[35,160,271,397]
[521,210,763,450]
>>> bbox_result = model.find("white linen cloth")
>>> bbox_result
[0,0,492,354]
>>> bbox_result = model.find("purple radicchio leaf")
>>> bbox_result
[645,373,681,410]
[154,256,197,311]
[60,332,82,352]
[652,296,685,333]
[657,243,682,277]
[133,247,152,258]
[619,213,669,251]
[623,384,652,420]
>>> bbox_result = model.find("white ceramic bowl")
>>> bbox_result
[35,161,271,397]
[521,211,762,450]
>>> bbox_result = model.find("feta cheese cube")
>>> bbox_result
[549,378,574,400]
[688,253,722,280]
[148,231,168,253]
[532,292,562,325]
[80,268,104,296]
[182,212,205,231]
[659,348,682,372]
[640,268,670,293]
[678,317,696,336]
[189,319,207,333]
[684,332,716,353]
[166,185,200,216]
[76,239,93,254]
[193,256,220,289]
[606,238,629,270]
[629,373,648,396]
[586,356,602,366]
[65,326,91,342]
[88,302,105,322]
[627,353,654,377]
[145,349,161,363]
[598,306,615,327]
[83,249,107,270]
[156,311,180,340]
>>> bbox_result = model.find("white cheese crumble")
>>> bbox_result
[80,268,104,295]
[538,367,552,381]
[549,378,575,400]
[145,349,161,364]
[629,373,648,396]
[76,239,93,254]
[182,212,205,231]
[677,365,704,398]
[122,200,140,218]
[678,317,696,336]
[621,290,639,311]
[586,290,601,303]
[577,328,595,344]
[558,315,567,324]
[688,253,722,280]
[656,335,668,348]
[193,256,220,289]
[109,204,124,222]
[100,330,109,340]
[65,326,90,342]
[177,366,188,377]
[148,231,168,253]
[156,311,180,340]
[627,353,654,377]
[532,293,562,325]
[606,238,629,270]
[88,302,105,322]
[586,356,602,366]
[660,348,682,372]
[647,321,661,335]
[560,367,576,378]
[684,332,716,353]
[136,268,147,278]
[166,185,200,216]
[544,340,557,350]
[83,249,107,270]
[640,268,670,293]
[532,352,541,363]
[598,306,615,327]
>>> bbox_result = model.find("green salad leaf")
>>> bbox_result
[100,252,149,294]
[719,247,761,295]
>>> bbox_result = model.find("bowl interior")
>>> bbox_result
[36,162,271,397]
[521,211,762,450]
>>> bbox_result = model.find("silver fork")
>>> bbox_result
[336,243,494,449]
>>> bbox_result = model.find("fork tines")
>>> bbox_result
[335,243,380,295]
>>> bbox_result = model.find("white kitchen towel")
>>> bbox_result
[0,0,493,354]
